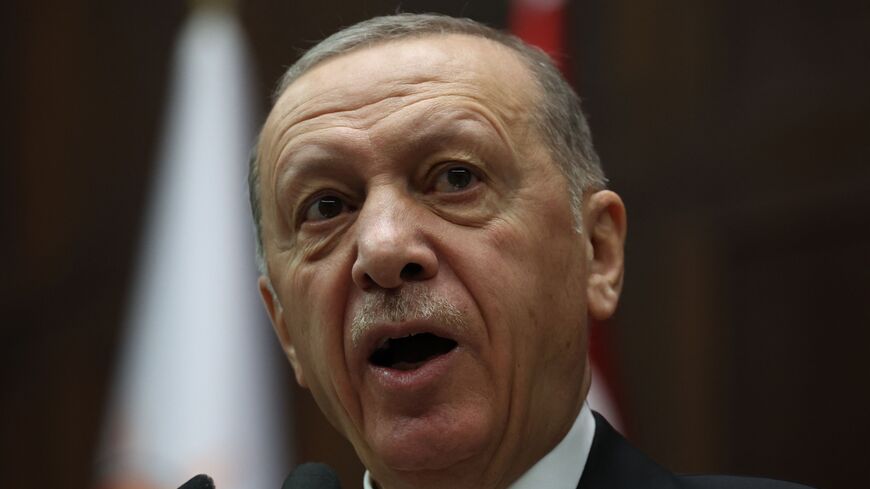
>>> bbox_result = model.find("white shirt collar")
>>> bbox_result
[363,403,596,489]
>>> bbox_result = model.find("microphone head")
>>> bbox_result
[281,463,342,489]
[178,474,215,489]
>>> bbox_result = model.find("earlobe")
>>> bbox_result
[584,190,627,321]
[258,276,308,388]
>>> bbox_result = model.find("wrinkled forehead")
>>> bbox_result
[258,34,540,168]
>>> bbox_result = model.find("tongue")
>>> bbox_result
[392,360,428,371]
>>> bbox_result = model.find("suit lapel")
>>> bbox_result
[577,412,681,489]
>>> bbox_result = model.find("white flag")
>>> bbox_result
[96,6,287,488]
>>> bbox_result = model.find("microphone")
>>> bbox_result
[177,474,215,489]
[281,463,342,489]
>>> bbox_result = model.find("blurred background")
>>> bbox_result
[2,1,869,488]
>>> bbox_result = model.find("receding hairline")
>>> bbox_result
[275,31,538,101]
[270,14,546,103]
[260,32,543,162]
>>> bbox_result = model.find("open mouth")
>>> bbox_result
[369,333,458,371]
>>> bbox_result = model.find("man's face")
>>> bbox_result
[257,34,624,489]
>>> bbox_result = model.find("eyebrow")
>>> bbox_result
[273,145,353,204]
[271,106,512,200]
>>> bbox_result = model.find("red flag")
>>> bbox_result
[509,0,569,74]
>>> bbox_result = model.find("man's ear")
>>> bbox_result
[258,276,308,388]
[584,190,627,321]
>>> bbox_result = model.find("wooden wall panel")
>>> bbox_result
[2,1,183,487]
[571,2,870,487]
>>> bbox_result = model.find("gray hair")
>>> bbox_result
[350,284,467,349]
[249,13,606,274]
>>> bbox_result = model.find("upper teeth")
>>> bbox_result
[375,333,420,351]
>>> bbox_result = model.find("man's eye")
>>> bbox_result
[434,166,478,193]
[303,195,346,222]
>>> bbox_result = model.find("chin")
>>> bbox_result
[368,405,493,473]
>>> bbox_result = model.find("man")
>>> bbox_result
[248,13,813,489]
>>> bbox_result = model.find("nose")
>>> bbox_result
[351,190,438,290]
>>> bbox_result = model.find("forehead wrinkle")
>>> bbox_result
[286,78,444,131]
[269,92,431,190]
[269,68,455,143]
[271,87,522,190]
[387,76,523,136]
[266,79,447,179]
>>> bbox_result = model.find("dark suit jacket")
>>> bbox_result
[578,413,815,489]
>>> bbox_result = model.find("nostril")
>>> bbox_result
[400,262,424,280]
[362,273,376,288]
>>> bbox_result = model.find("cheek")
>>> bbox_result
[475,204,588,363]
[483,204,586,303]
[279,251,347,346]
[278,258,361,431]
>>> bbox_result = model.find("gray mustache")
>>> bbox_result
[350,285,467,349]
